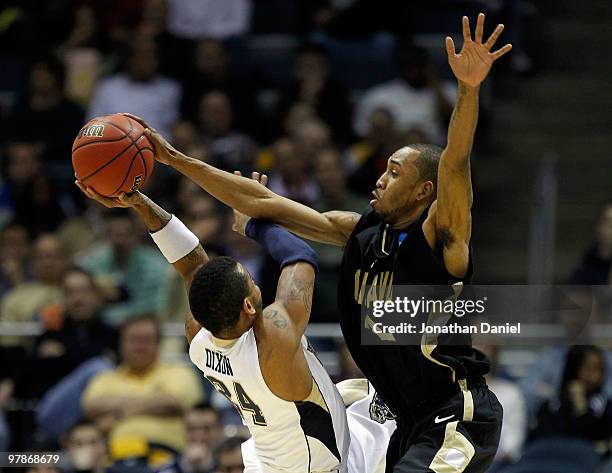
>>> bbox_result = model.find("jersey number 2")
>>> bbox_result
[207,376,267,426]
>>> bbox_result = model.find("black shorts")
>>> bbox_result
[386,382,503,473]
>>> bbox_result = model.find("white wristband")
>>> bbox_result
[150,215,200,263]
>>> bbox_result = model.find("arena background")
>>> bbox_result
[0,1,611,472]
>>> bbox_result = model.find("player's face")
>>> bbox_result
[371,149,426,223]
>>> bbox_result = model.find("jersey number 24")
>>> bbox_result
[207,376,267,426]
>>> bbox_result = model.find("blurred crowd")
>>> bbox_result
[0,0,611,472]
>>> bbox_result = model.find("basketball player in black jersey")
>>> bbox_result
[126,13,511,472]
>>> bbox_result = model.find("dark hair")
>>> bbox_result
[560,345,606,400]
[189,256,250,335]
[190,402,222,423]
[63,419,102,444]
[411,143,442,189]
[120,314,161,340]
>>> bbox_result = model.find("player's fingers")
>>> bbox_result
[234,170,242,177]
[252,171,260,182]
[75,180,87,193]
[475,13,485,43]
[462,16,471,42]
[491,43,512,60]
[121,113,146,128]
[260,174,268,187]
[484,24,504,50]
[445,37,456,58]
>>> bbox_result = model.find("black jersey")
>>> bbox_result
[338,205,490,421]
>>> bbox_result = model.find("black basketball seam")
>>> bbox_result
[134,143,154,186]
[73,135,130,153]
[109,146,142,196]
[139,147,148,184]
[78,140,136,182]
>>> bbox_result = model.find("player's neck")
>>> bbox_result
[391,204,428,230]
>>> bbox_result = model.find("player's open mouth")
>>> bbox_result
[370,190,380,207]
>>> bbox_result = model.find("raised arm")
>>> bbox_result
[435,13,511,277]
[122,113,359,247]
[75,182,208,342]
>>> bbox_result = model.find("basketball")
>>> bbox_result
[72,114,155,197]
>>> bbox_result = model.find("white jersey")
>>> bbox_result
[189,328,350,473]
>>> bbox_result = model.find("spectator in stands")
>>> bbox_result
[276,44,352,143]
[183,194,226,244]
[213,437,246,473]
[309,148,367,321]
[0,143,69,236]
[477,343,527,471]
[0,222,32,298]
[292,119,333,168]
[6,56,84,165]
[173,122,210,163]
[82,316,203,452]
[165,0,252,40]
[353,45,454,145]
[531,345,612,454]
[198,91,257,175]
[78,210,170,325]
[346,107,402,196]
[314,148,368,214]
[267,137,318,205]
[521,290,612,416]
[570,201,612,284]
[87,41,181,137]
[0,234,67,346]
[159,403,224,473]
[181,39,257,133]
[62,420,107,473]
[21,267,117,399]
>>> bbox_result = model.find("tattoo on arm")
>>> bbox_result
[278,276,314,314]
[134,195,172,232]
[263,308,288,329]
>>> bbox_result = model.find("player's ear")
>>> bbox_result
[417,180,434,201]
[242,297,256,317]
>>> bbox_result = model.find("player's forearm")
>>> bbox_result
[444,82,480,167]
[132,194,172,232]
[170,155,271,218]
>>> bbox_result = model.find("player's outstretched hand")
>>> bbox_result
[120,113,181,166]
[446,13,512,87]
[75,180,145,208]
[231,171,268,235]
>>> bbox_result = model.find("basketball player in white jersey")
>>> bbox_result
[75,181,394,473]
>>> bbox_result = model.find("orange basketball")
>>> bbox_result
[72,114,154,197]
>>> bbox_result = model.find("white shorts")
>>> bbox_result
[241,379,396,473]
